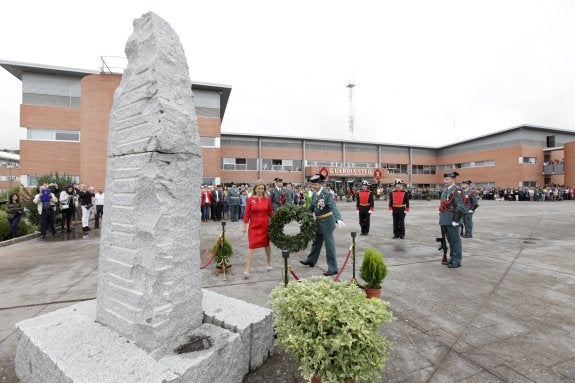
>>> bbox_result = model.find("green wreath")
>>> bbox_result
[269,204,316,253]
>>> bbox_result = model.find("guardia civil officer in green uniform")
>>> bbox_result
[270,177,285,212]
[284,182,295,205]
[228,182,241,222]
[439,172,466,268]
[300,174,345,276]
[461,180,479,238]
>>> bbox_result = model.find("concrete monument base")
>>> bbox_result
[15,290,273,383]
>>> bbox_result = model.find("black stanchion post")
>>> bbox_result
[351,231,357,284]
[221,221,227,279]
[282,250,290,287]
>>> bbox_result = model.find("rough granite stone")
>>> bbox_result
[95,11,203,352]
[107,13,201,156]
[15,301,244,383]
[202,289,274,372]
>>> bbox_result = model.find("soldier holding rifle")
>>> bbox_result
[438,172,466,268]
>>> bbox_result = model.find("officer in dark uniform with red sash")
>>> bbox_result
[461,180,479,238]
[389,179,410,239]
[356,180,374,235]
[439,172,465,268]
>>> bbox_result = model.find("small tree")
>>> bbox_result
[360,247,387,289]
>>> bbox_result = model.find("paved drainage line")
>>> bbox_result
[479,254,575,277]
[0,297,96,311]
[424,212,547,383]
[0,265,99,346]
[31,264,100,318]
[389,310,513,382]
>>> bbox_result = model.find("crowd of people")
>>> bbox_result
[7,182,106,239]
[200,181,314,223]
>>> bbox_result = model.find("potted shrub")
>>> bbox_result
[270,277,394,383]
[212,235,232,272]
[360,248,387,299]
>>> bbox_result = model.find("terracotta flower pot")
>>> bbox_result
[364,287,381,299]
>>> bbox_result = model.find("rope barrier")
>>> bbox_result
[200,235,221,269]
[332,243,354,282]
[290,269,301,281]
[288,241,354,283]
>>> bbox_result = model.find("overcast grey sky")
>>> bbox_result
[2,0,575,150]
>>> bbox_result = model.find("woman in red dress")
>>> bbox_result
[242,179,273,278]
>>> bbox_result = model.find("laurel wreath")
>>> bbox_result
[269,204,316,253]
[213,235,233,269]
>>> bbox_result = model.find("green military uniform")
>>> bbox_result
[461,180,479,238]
[284,186,295,205]
[228,184,241,222]
[439,172,466,268]
[270,178,285,212]
[301,175,343,276]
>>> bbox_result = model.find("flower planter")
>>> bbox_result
[364,287,382,299]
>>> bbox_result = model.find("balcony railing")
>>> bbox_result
[543,164,564,175]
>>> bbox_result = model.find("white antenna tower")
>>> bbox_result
[347,81,356,140]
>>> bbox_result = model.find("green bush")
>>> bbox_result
[270,277,394,383]
[0,210,35,241]
[360,247,387,289]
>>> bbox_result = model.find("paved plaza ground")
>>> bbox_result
[1,199,574,382]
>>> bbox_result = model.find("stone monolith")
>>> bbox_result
[95,11,203,352]
[15,13,273,383]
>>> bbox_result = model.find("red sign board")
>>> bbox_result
[319,166,329,179]
[373,168,383,181]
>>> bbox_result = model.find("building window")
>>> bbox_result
[383,164,408,174]
[344,162,378,168]
[438,160,495,169]
[222,158,258,170]
[27,129,80,142]
[55,131,80,141]
[200,137,218,147]
[0,161,19,168]
[519,157,537,164]
[411,165,437,174]
[305,160,342,167]
[264,159,302,171]
[521,181,537,187]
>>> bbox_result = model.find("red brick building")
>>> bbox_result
[0,151,20,191]
[1,60,574,189]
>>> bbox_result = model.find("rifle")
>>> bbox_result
[436,226,448,264]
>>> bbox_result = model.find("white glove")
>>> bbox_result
[468,210,474,214]
[368,211,372,214]
[451,222,459,227]
[336,220,345,229]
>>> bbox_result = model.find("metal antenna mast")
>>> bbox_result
[347,82,356,140]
